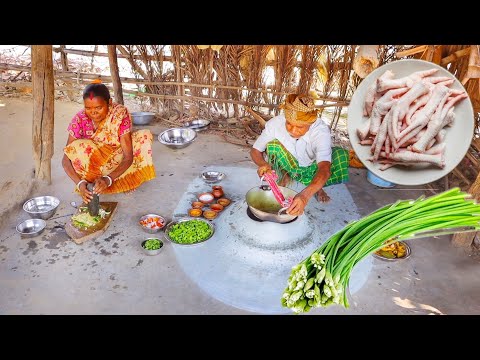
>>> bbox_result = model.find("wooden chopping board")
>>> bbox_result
[65,202,118,244]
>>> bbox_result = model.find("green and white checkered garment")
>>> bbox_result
[265,139,349,187]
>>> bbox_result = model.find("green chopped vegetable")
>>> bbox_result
[168,220,213,244]
[71,206,111,230]
[281,188,480,313]
[143,238,162,250]
[72,212,101,228]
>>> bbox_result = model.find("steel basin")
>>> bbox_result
[158,128,197,149]
[16,218,46,238]
[245,185,298,223]
[23,195,60,220]
[131,112,155,125]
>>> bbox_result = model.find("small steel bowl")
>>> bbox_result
[131,112,155,125]
[16,218,46,238]
[23,196,60,220]
[139,214,166,234]
[372,241,412,262]
[201,171,225,184]
[158,128,197,149]
[164,217,215,246]
[141,238,164,256]
[183,119,211,132]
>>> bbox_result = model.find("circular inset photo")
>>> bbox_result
[347,59,474,186]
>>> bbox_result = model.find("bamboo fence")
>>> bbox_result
[1,45,478,132]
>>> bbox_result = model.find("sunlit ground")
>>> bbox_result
[388,275,444,315]
[393,297,444,315]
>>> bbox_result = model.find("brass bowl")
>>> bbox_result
[210,204,224,213]
[191,201,204,209]
[188,208,203,217]
[203,210,218,220]
[217,198,231,207]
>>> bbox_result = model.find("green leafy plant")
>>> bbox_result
[282,188,480,313]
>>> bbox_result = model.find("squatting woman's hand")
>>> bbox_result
[79,182,93,204]
[93,176,110,195]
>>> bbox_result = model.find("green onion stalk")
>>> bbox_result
[281,188,480,313]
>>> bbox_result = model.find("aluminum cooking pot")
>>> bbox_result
[245,184,298,223]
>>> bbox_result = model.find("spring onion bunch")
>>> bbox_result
[281,188,480,313]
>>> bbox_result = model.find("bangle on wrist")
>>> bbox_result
[103,175,113,187]
[76,179,87,191]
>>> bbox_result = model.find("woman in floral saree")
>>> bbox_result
[62,81,156,204]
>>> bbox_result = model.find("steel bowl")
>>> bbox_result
[139,214,166,234]
[163,217,215,246]
[372,241,412,262]
[141,238,165,256]
[183,119,211,132]
[16,218,46,238]
[23,196,60,220]
[131,111,155,125]
[201,171,225,183]
[158,128,197,149]
[245,185,298,223]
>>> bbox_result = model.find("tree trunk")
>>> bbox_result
[31,45,54,184]
[107,45,124,105]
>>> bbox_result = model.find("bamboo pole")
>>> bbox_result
[245,107,266,128]
[0,62,350,103]
[51,46,308,67]
[116,45,150,80]
[432,45,443,65]
[107,45,124,105]
[52,46,172,61]
[421,45,436,62]
[396,45,428,58]
[1,80,350,110]
[466,45,480,79]
[31,45,54,184]
[441,47,471,66]
[208,47,213,116]
[172,46,184,112]
[59,45,75,101]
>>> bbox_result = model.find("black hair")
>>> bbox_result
[82,83,111,102]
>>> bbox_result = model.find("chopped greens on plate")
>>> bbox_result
[168,220,213,244]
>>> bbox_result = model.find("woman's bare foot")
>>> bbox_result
[315,189,331,203]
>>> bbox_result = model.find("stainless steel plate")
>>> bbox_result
[183,119,211,132]
[164,217,215,246]
[201,171,225,183]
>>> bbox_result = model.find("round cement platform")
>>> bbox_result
[171,166,373,314]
